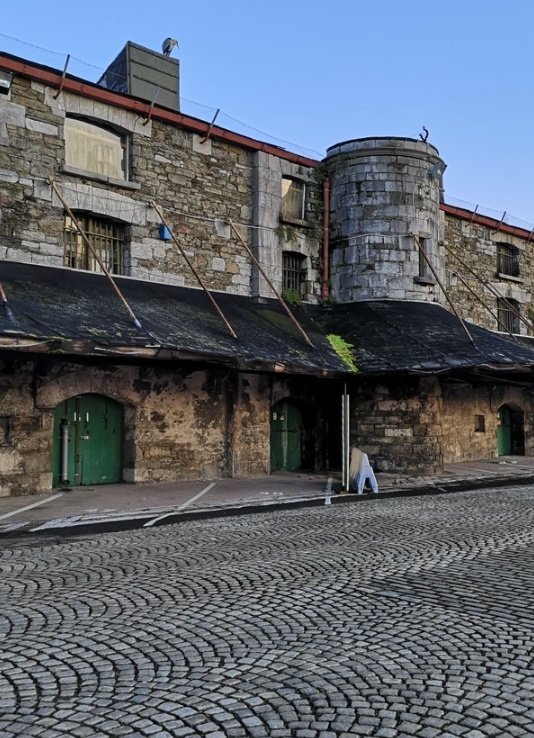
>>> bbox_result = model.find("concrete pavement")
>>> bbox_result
[1,456,534,538]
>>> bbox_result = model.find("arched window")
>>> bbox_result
[65,117,127,181]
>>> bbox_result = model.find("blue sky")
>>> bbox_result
[2,1,533,224]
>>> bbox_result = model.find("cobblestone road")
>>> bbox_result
[2,486,534,737]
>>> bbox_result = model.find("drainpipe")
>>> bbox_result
[321,176,330,299]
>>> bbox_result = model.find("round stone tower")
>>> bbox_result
[324,137,446,303]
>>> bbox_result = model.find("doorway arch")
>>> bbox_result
[52,394,123,487]
[496,404,525,456]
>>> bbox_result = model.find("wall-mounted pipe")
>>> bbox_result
[322,176,330,299]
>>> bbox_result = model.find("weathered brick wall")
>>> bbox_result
[0,76,322,300]
[350,377,444,474]
[0,360,274,496]
[444,214,533,333]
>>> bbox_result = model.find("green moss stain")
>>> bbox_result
[327,334,358,373]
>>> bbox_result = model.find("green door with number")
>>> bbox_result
[270,399,302,472]
[53,394,123,487]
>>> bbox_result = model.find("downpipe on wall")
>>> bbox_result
[322,176,330,299]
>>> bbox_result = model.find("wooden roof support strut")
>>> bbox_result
[444,243,534,335]
[49,179,144,331]
[151,202,237,339]
[228,219,314,348]
[413,235,475,346]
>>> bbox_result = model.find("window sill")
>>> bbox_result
[413,276,436,286]
[279,215,312,229]
[61,165,141,191]
[495,272,523,284]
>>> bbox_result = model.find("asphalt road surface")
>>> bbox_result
[2,486,534,737]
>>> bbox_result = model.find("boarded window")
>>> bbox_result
[497,297,520,334]
[65,118,127,180]
[64,214,126,275]
[281,178,305,221]
[496,243,519,277]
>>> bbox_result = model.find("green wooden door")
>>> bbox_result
[270,399,302,472]
[496,406,512,456]
[53,394,123,486]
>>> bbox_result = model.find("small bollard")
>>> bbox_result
[324,476,333,506]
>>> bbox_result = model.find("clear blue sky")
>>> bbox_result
[2,1,533,224]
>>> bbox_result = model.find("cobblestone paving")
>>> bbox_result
[2,486,534,737]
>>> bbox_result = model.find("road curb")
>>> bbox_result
[2,472,534,543]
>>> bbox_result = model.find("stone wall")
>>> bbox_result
[0,76,322,299]
[0,359,278,496]
[443,214,533,334]
[350,376,444,474]
[325,138,446,304]
[440,381,534,463]
[252,152,322,300]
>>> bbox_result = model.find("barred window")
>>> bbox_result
[64,214,126,275]
[65,118,127,181]
[497,297,520,334]
[281,177,305,221]
[282,251,306,295]
[496,243,519,277]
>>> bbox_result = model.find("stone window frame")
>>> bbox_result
[495,242,521,281]
[282,250,308,297]
[281,176,306,225]
[64,212,129,276]
[413,235,436,285]
[62,115,138,190]
[496,296,520,334]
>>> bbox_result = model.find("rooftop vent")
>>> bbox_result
[98,41,180,112]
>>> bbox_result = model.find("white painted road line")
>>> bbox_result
[0,493,64,522]
[144,482,217,527]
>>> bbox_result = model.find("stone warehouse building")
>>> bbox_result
[1,42,534,497]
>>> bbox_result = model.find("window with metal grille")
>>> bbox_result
[496,243,519,277]
[282,251,306,295]
[281,177,305,221]
[64,214,126,275]
[65,118,127,181]
[497,297,520,334]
